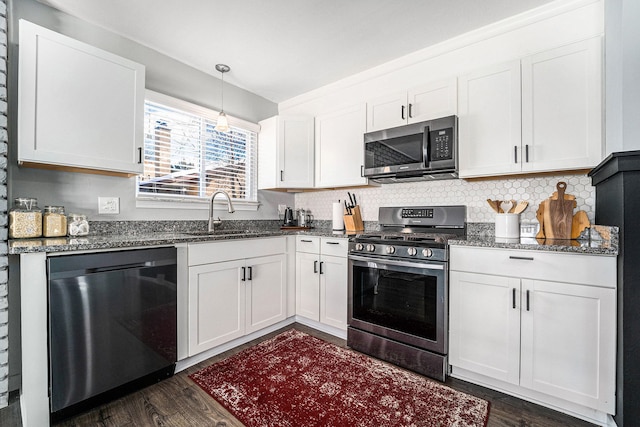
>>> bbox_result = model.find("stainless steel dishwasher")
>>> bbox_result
[47,247,177,420]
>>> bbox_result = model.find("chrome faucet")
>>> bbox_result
[208,190,235,232]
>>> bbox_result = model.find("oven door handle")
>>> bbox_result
[348,255,444,271]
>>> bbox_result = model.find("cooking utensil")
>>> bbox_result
[486,199,501,213]
[512,201,529,214]
[501,200,514,214]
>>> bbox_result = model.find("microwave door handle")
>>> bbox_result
[423,126,430,169]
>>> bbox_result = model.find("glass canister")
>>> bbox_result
[9,197,42,238]
[67,213,89,236]
[43,206,67,237]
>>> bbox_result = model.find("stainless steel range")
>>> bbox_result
[347,205,466,381]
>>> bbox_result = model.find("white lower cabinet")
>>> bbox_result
[449,246,616,423]
[187,238,287,356]
[295,236,348,330]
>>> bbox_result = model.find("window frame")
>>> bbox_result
[136,90,260,211]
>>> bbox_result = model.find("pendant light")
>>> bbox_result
[214,63,231,133]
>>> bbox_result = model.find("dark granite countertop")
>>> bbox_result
[450,224,619,256]
[8,227,352,255]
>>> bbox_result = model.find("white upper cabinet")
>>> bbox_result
[459,37,603,178]
[458,61,522,177]
[521,37,603,172]
[18,20,145,175]
[366,78,457,132]
[315,103,368,188]
[258,115,314,189]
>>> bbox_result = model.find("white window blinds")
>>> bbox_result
[137,91,258,203]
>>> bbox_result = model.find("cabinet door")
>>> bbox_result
[366,92,407,132]
[315,104,368,187]
[279,117,315,188]
[18,20,144,174]
[245,254,287,334]
[449,271,521,385]
[521,37,603,172]
[520,279,615,413]
[188,260,245,356]
[319,255,348,330]
[408,77,457,124]
[296,252,320,321]
[458,61,522,178]
[259,116,314,189]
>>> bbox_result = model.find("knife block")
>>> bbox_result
[344,205,364,233]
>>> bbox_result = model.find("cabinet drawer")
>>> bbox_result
[450,246,616,288]
[296,236,320,254]
[320,238,348,257]
[188,237,285,266]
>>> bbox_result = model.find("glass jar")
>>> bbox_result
[67,213,89,236]
[43,206,67,237]
[9,197,42,238]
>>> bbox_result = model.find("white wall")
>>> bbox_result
[7,0,294,221]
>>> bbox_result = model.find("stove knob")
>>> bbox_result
[366,244,376,252]
[385,246,395,254]
[355,243,364,251]
[407,247,418,256]
[422,248,433,258]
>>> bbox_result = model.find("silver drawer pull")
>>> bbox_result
[300,239,313,243]
[509,256,534,261]
[325,242,340,245]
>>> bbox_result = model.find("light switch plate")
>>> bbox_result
[98,197,120,214]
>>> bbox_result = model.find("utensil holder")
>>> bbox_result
[495,213,520,238]
[344,205,364,233]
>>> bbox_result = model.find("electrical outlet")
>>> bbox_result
[278,204,287,215]
[98,197,120,214]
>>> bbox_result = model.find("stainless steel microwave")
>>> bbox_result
[363,115,457,182]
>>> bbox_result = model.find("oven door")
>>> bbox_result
[348,255,447,354]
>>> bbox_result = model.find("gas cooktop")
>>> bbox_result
[348,205,466,262]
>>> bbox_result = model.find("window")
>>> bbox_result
[137,90,259,208]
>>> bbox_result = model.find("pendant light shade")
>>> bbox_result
[214,63,230,133]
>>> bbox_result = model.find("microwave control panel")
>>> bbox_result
[430,127,454,161]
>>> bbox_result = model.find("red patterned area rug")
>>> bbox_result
[189,329,490,427]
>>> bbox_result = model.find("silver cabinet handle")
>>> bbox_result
[509,256,534,261]
[300,239,313,243]
[325,241,340,245]
[514,146,518,164]
[512,288,516,309]
[526,290,530,311]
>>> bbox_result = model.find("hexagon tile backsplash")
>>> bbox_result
[294,174,595,224]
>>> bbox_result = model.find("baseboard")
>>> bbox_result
[175,317,296,373]
[451,367,616,427]
[293,316,347,340]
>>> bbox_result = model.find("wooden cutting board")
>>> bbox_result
[543,182,575,239]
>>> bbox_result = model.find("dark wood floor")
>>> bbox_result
[1,323,596,427]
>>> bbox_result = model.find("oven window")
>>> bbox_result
[364,133,424,168]
[352,264,438,340]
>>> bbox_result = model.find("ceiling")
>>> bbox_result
[37,0,555,103]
